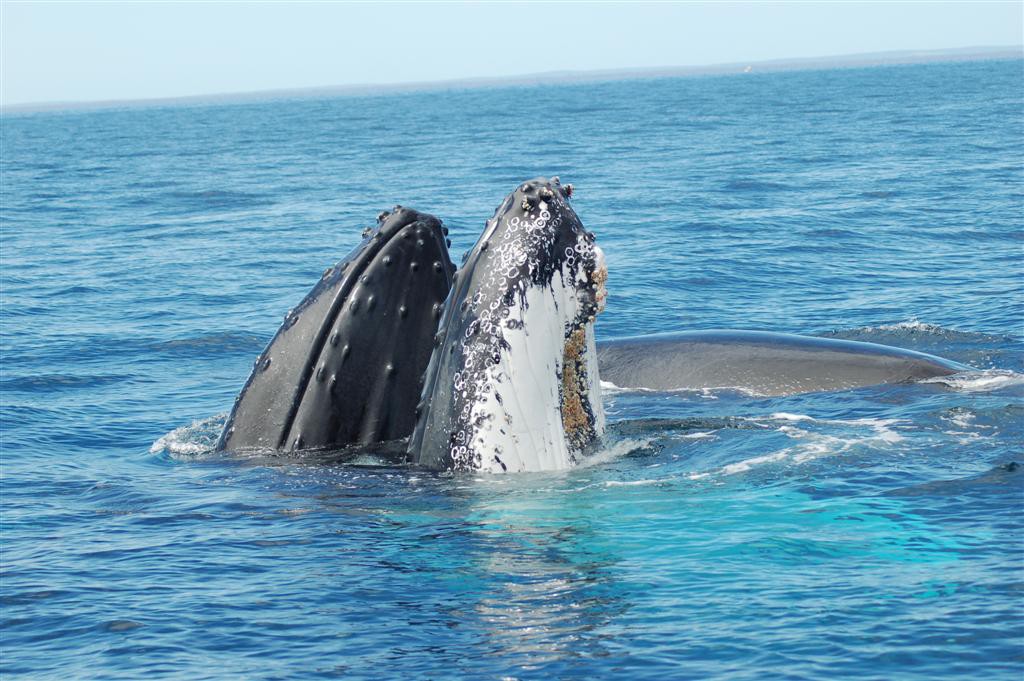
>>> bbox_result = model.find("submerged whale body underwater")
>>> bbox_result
[218,177,964,469]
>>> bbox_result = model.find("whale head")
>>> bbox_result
[218,207,455,453]
[409,177,608,472]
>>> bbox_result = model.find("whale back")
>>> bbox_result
[596,330,965,396]
[217,208,454,452]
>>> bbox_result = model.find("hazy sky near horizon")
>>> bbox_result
[2,1,1021,106]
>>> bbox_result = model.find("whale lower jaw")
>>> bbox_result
[412,277,605,474]
[469,285,604,474]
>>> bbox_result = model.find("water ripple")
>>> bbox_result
[1,59,1021,680]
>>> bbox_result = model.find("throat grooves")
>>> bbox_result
[276,232,396,450]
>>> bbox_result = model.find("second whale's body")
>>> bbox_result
[597,330,964,396]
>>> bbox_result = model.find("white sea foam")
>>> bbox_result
[603,478,661,487]
[869,318,942,332]
[944,410,976,428]
[688,413,909,479]
[922,369,1024,393]
[577,436,656,469]
[599,379,630,394]
[720,451,790,475]
[765,413,906,440]
[150,414,224,458]
[770,412,815,422]
[943,430,983,443]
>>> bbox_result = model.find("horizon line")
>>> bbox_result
[3,44,1021,115]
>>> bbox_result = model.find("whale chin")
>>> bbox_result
[443,282,603,474]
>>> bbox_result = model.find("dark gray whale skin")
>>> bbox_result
[596,330,967,396]
[217,207,454,452]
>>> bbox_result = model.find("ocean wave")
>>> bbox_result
[125,188,276,217]
[873,320,955,332]
[602,478,662,487]
[886,460,1023,498]
[577,436,658,469]
[149,331,265,357]
[1,373,133,393]
[820,319,1013,343]
[151,415,412,467]
[817,320,1021,372]
[688,414,908,479]
[50,284,106,297]
[722,179,792,192]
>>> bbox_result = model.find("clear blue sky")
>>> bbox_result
[2,1,1021,106]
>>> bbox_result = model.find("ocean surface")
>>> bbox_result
[2,59,1023,679]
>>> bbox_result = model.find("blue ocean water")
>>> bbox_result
[2,59,1023,680]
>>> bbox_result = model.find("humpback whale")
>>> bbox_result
[216,207,454,452]
[409,177,608,472]
[215,178,966,471]
[596,330,965,396]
